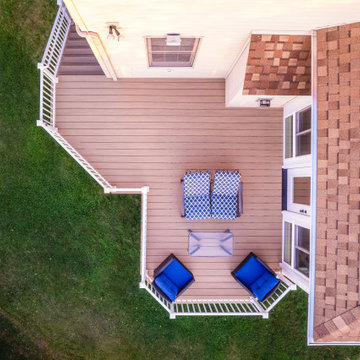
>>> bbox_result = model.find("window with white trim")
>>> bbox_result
[282,212,310,279]
[282,99,312,291]
[284,106,311,164]
[296,108,311,156]
[146,37,201,67]
[286,167,311,216]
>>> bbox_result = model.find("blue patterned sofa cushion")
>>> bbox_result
[185,195,211,220]
[249,271,280,302]
[184,172,210,197]
[211,171,241,220]
[211,194,237,220]
[154,273,178,302]
[213,171,241,196]
[184,172,211,220]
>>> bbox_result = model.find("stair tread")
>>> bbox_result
[58,25,104,75]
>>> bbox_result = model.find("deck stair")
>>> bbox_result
[59,26,104,75]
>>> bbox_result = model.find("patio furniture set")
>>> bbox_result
[181,170,243,220]
[152,170,280,304]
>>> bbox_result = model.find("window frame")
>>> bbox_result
[286,166,312,216]
[283,105,312,168]
[282,211,311,285]
[145,37,201,68]
[294,225,310,277]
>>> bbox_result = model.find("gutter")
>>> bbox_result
[75,25,117,81]
[308,341,360,346]
[307,29,318,346]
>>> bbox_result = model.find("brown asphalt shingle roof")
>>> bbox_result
[314,22,360,343]
[243,34,311,96]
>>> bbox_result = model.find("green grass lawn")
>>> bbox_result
[0,1,360,359]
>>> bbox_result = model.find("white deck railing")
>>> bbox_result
[36,3,148,198]
[38,3,71,128]
[141,273,296,319]
[40,4,71,76]
[36,3,116,191]
[39,123,115,189]
[39,4,296,319]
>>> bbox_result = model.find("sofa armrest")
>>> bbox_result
[181,180,185,217]
[238,181,243,216]
[153,254,176,279]
[177,276,195,298]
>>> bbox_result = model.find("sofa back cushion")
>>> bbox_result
[234,255,266,287]
[162,258,193,289]
[213,171,241,196]
[184,172,210,197]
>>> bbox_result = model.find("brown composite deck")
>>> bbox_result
[56,75,284,299]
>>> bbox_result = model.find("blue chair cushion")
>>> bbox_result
[234,255,266,287]
[185,194,211,220]
[249,271,280,302]
[211,194,237,220]
[162,258,193,289]
[154,273,178,302]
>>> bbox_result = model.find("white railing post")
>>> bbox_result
[251,298,268,319]
[170,303,176,319]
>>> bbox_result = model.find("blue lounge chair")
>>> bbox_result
[182,171,211,220]
[231,252,280,302]
[152,254,195,302]
[211,170,242,220]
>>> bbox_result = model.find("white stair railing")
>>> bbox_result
[38,3,71,128]
[41,4,71,76]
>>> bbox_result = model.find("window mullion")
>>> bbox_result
[295,244,310,255]
[296,128,311,137]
